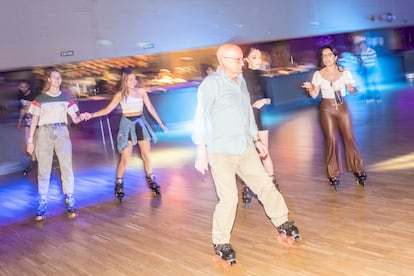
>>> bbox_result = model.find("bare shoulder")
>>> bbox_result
[136,87,149,98]
[112,91,123,101]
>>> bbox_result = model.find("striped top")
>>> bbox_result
[360,47,377,68]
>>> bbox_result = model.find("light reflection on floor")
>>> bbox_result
[0,79,412,228]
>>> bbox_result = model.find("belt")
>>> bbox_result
[322,98,344,105]
[39,122,67,127]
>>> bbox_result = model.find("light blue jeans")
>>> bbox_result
[35,124,74,199]
[208,145,289,244]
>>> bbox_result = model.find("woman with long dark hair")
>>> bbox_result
[302,45,367,191]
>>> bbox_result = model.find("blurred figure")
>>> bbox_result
[338,52,364,95]
[192,43,301,265]
[201,64,215,79]
[259,50,271,72]
[241,46,279,207]
[206,65,215,76]
[302,45,367,192]
[83,70,168,200]
[359,41,382,103]
[17,80,39,175]
[26,69,86,221]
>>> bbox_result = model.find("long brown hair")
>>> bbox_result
[118,69,133,101]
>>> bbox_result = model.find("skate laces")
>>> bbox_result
[66,196,76,209]
[146,174,158,185]
[277,221,297,234]
[215,243,233,254]
[37,199,47,210]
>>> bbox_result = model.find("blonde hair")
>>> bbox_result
[42,68,61,93]
[118,70,133,101]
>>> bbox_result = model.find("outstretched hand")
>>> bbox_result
[80,112,92,121]
[301,81,313,91]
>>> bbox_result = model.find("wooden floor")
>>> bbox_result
[1,82,414,275]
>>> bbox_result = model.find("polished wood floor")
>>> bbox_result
[1,82,414,275]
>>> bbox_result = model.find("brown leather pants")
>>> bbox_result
[319,99,364,178]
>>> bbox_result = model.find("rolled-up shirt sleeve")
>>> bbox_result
[191,77,217,145]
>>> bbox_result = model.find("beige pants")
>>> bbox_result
[208,145,288,244]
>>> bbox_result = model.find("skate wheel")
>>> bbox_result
[277,234,285,243]
[229,259,237,266]
[294,234,302,242]
[358,181,365,188]
[35,215,44,222]
[222,259,236,269]
[286,236,295,245]
[213,255,221,263]
[67,212,77,219]
[116,194,124,202]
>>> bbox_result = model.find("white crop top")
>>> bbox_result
[311,70,355,99]
[120,96,144,113]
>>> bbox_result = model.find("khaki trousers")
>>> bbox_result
[208,145,288,244]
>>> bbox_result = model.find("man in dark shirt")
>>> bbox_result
[17,80,38,175]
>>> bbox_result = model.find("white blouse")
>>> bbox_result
[311,70,355,99]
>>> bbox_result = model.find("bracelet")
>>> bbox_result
[253,138,262,144]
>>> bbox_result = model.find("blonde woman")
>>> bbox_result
[27,69,85,221]
[84,70,167,200]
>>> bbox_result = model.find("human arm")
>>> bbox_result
[194,144,208,174]
[252,98,271,109]
[17,108,24,128]
[191,78,217,174]
[26,115,39,155]
[70,112,83,124]
[343,70,357,94]
[141,89,168,131]
[252,134,268,158]
[302,71,321,98]
[88,92,123,119]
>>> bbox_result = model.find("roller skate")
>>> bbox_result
[23,165,31,176]
[329,176,340,192]
[23,158,36,176]
[114,178,125,202]
[65,196,77,219]
[146,174,160,196]
[241,184,252,208]
[35,199,47,221]
[277,221,301,245]
[354,171,367,187]
[213,243,237,268]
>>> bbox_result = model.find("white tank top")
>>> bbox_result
[120,96,144,113]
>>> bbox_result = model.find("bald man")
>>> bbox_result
[192,43,300,264]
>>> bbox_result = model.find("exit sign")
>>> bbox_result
[60,50,75,57]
